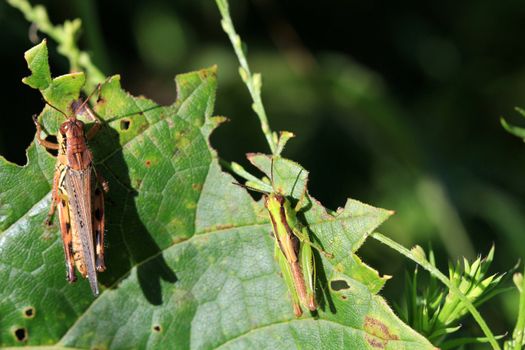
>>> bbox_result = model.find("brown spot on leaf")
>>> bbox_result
[214,224,235,231]
[364,316,399,348]
[145,160,151,167]
[199,69,216,79]
[138,123,149,133]
[334,263,344,272]
[172,236,190,244]
[192,183,203,191]
[153,325,162,333]
[365,335,385,349]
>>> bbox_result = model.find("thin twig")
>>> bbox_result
[215,0,277,154]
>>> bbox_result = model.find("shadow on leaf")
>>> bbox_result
[91,106,177,305]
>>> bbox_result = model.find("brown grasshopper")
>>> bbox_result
[34,89,108,296]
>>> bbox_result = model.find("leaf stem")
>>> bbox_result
[214,0,277,154]
[370,232,501,350]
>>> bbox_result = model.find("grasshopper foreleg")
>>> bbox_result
[33,115,59,150]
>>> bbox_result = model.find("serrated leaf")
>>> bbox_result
[22,40,52,90]
[0,41,435,349]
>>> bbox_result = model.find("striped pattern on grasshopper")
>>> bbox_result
[265,192,333,317]
[33,96,108,296]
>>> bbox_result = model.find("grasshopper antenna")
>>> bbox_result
[270,156,276,192]
[42,98,68,119]
[74,77,111,114]
[74,83,101,115]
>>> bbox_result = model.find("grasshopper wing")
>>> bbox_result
[65,167,99,296]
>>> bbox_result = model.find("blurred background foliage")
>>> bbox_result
[1,0,525,341]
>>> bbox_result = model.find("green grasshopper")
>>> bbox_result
[33,87,108,296]
[239,157,333,317]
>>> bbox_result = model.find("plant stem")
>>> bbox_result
[72,0,111,73]
[8,0,105,92]
[513,268,525,350]
[371,232,501,350]
[215,0,277,154]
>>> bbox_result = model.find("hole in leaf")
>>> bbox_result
[14,328,27,342]
[45,135,57,143]
[120,119,131,130]
[43,135,58,156]
[23,307,35,318]
[330,279,350,291]
[153,325,162,333]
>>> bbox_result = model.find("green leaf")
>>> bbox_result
[0,41,435,349]
[22,40,52,90]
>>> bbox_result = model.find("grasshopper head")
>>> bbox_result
[59,117,85,139]
[264,193,285,211]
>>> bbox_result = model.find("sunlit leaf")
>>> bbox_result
[0,40,434,349]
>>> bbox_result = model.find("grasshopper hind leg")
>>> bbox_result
[93,186,106,272]
[44,166,62,227]
[57,196,77,283]
[275,243,304,317]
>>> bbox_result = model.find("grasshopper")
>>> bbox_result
[33,89,108,296]
[239,158,333,317]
